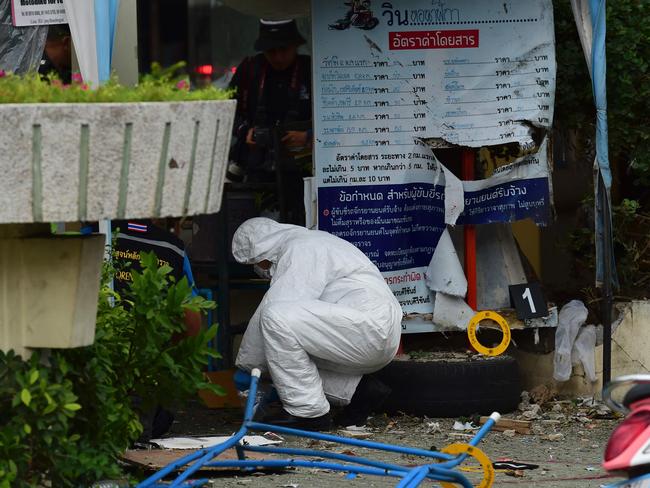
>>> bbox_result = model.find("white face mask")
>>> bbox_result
[253,264,272,280]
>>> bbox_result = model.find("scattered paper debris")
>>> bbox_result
[149,435,282,450]
[340,425,373,439]
[453,421,478,431]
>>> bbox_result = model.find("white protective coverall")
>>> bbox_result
[233,218,402,418]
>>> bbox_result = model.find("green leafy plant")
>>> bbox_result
[554,0,650,190]
[0,61,231,104]
[0,251,220,487]
[0,351,83,487]
[568,198,650,295]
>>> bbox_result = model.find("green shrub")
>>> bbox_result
[0,351,83,487]
[0,251,220,487]
[0,62,231,104]
[569,198,650,294]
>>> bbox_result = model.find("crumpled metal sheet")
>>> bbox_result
[432,292,474,330]
[426,229,467,298]
[0,0,47,74]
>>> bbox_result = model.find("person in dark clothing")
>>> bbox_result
[115,220,203,441]
[39,24,72,84]
[108,219,202,337]
[88,219,203,441]
[228,19,312,223]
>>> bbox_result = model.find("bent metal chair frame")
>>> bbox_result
[136,369,500,488]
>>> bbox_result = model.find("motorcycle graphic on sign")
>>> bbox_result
[329,0,380,30]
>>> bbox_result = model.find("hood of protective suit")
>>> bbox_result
[232,217,307,264]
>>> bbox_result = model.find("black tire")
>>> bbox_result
[376,355,521,417]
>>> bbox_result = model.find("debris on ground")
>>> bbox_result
[493,460,539,470]
[158,400,615,488]
[338,426,373,439]
[479,416,532,434]
[519,390,531,411]
[505,469,526,478]
[148,435,282,449]
[522,403,542,420]
[545,433,565,441]
[530,384,558,406]
[425,421,442,434]
[453,420,479,431]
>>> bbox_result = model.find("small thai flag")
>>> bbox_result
[127,222,148,233]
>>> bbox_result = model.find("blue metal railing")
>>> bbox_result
[136,369,499,488]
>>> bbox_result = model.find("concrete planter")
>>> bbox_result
[0,235,105,356]
[0,100,235,355]
[0,100,236,223]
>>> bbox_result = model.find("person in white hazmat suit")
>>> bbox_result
[232,217,402,430]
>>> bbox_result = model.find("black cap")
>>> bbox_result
[254,19,306,52]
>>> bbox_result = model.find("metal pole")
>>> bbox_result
[462,149,477,310]
[600,174,613,386]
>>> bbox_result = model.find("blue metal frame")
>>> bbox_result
[604,472,650,487]
[136,370,499,488]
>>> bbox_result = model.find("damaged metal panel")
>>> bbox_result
[475,223,527,310]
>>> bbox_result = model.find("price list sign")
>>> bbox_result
[312,0,555,328]
[313,0,555,148]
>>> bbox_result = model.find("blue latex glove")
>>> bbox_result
[233,369,252,392]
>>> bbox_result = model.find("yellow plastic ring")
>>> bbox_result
[440,443,494,488]
[467,311,511,357]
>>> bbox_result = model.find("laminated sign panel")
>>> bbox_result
[312,0,556,331]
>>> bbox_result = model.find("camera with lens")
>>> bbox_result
[251,126,274,148]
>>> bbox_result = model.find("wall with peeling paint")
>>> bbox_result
[515,301,650,397]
